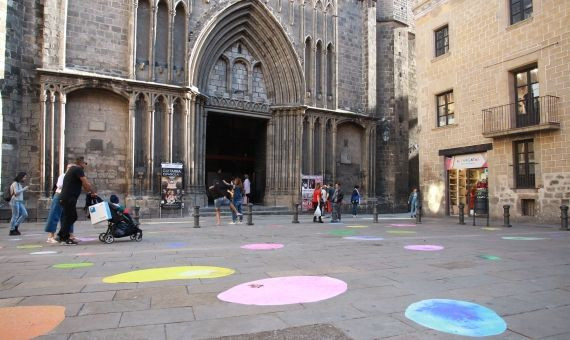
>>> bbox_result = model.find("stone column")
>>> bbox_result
[320,116,326,176]
[183,92,194,194]
[167,9,175,83]
[167,100,174,162]
[58,93,66,175]
[40,90,48,196]
[49,92,56,191]
[265,116,275,203]
[146,105,154,193]
[331,120,337,181]
[187,95,207,205]
[59,0,68,70]
[127,95,136,196]
[149,5,156,81]
[129,1,138,79]
[308,116,314,174]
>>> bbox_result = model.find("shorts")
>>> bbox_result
[214,197,230,209]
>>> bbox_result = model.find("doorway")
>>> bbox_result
[205,112,267,203]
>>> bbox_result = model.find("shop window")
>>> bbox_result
[435,25,449,57]
[510,0,532,25]
[513,65,539,128]
[514,139,535,188]
[436,90,454,127]
[521,199,535,216]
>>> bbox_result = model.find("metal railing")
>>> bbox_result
[482,95,560,135]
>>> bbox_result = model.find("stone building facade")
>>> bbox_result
[414,0,570,222]
[1,0,416,212]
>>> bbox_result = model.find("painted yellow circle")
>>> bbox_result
[481,227,501,231]
[346,225,368,228]
[17,245,42,249]
[386,230,416,234]
[103,266,235,283]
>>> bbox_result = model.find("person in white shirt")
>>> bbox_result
[243,174,251,204]
[44,164,75,243]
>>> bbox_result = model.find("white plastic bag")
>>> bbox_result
[314,204,322,217]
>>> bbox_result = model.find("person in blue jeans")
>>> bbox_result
[231,177,244,225]
[9,172,30,236]
[45,164,75,243]
[351,185,360,218]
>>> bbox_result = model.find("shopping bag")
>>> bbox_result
[314,204,322,217]
[89,201,112,224]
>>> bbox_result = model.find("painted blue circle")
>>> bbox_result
[167,242,187,249]
[405,299,507,337]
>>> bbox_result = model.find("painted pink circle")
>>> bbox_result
[241,243,284,250]
[405,245,444,251]
[218,276,347,305]
[390,224,417,227]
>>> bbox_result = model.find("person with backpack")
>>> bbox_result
[351,185,361,218]
[7,172,30,235]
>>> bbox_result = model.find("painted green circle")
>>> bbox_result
[478,255,501,261]
[53,263,94,269]
[386,230,416,234]
[17,245,43,249]
[502,236,546,241]
[329,229,356,236]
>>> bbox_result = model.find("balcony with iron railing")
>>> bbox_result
[482,95,560,138]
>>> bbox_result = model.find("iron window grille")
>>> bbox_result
[514,139,536,188]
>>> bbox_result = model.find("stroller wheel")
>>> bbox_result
[103,234,115,244]
[130,234,136,240]
[135,231,143,242]
[99,233,106,242]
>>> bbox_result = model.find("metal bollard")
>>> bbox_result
[503,205,512,228]
[292,204,300,223]
[134,206,141,225]
[560,205,569,231]
[373,204,378,223]
[473,206,476,226]
[193,206,200,228]
[246,203,254,226]
[458,203,465,225]
[416,206,422,224]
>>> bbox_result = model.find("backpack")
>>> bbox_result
[3,183,13,202]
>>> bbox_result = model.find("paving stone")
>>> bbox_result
[119,306,195,327]
[505,305,570,338]
[80,298,150,315]
[333,314,417,340]
[0,297,23,307]
[67,325,166,340]
[21,291,116,305]
[205,323,351,340]
[194,301,303,321]
[151,292,218,309]
[51,313,122,334]
[275,304,367,327]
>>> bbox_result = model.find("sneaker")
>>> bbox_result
[229,222,236,225]
[237,213,243,217]
[237,221,243,224]
[60,239,79,246]
[46,237,58,244]
[9,230,18,236]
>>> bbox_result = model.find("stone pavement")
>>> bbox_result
[1,213,569,339]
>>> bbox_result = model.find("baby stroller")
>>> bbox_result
[97,200,143,244]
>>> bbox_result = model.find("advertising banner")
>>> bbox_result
[161,163,184,209]
[301,175,323,211]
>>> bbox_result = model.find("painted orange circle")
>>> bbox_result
[0,306,65,340]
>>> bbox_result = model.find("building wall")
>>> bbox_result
[415,0,570,222]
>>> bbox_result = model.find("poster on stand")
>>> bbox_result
[301,175,323,211]
[161,163,184,209]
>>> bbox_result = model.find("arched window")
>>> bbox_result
[154,0,169,82]
[316,41,323,97]
[135,0,151,80]
[304,37,312,94]
[172,3,186,84]
[153,96,167,193]
[172,99,184,162]
[327,43,334,100]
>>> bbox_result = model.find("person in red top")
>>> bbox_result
[312,183,323,223]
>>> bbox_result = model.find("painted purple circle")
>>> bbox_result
[344,236,384,241]
[389,224,416,227]
[241,243,284,250]
[76,237,97,242]
[218,276,347,305]
[405,245,444,251]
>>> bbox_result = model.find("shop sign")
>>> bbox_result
[447,153,487,170]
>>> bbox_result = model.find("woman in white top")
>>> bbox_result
[9,172,29,236]
[44,164,75,243]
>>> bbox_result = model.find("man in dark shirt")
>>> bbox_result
[331,182,344,223]
[58,156,94,245]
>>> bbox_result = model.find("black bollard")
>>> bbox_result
[560,205,569,231]
[503,205,512,228]
[193,206,200,228]
[472,206,476,226]
[458,203,465,225]
[246,203,254,226]
[373,204,378,223]
[292,203,300,224]
[134,206,141,225]
[416,206,422,224]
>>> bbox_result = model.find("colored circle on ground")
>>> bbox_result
[386,230,416,234]
[241,243,284,250]
[103,266,235,283]
[167,242,188,248]
[390,224,416,227]
[405,245,444,251]
[17,245,42,249]
[481,227,501,231]
[346,225,368,228]
[8,238,22,241]
[329,229,356,236]
[343,236,384,241]
[53,262,94,269]
[30,251,58,255]
[479,255,501,261]
[502,236,546,240]
[76,237,98,242]
[218,276,347,306]
[0,306,65,340]
[405,299,507,337]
